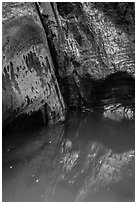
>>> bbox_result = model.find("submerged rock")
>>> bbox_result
[103,104,134,121]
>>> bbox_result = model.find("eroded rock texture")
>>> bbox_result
[38,2,135,111]
[2,2,135,127]
[2,2,65,128]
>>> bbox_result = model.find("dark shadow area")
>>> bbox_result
[3,108,48,135]
[96,71,135,109]
[57,2,82,18]
[72,70,135,113]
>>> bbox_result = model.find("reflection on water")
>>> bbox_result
[2,112,135,202]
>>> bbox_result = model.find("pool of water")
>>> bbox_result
[2,112,135,202]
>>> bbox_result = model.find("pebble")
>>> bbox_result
[65,140,72,149]
[93,153,96,157]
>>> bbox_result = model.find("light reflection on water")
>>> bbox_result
[2,112,135,202]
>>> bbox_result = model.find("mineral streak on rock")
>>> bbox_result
[2,2,65,128]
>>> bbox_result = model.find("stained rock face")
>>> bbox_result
[2,2,65,128]
[2,2,135,127]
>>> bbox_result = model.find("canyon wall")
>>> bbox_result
[2,3,135,127]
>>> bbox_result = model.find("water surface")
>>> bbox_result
[2,112,135,202]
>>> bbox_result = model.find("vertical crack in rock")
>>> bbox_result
[37,2,134,117]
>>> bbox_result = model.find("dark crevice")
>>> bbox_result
[73,71,135,112]
[35,2,77,111]
[57,2,82,18]
[35,2,61,82]
[3,108,48,134]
